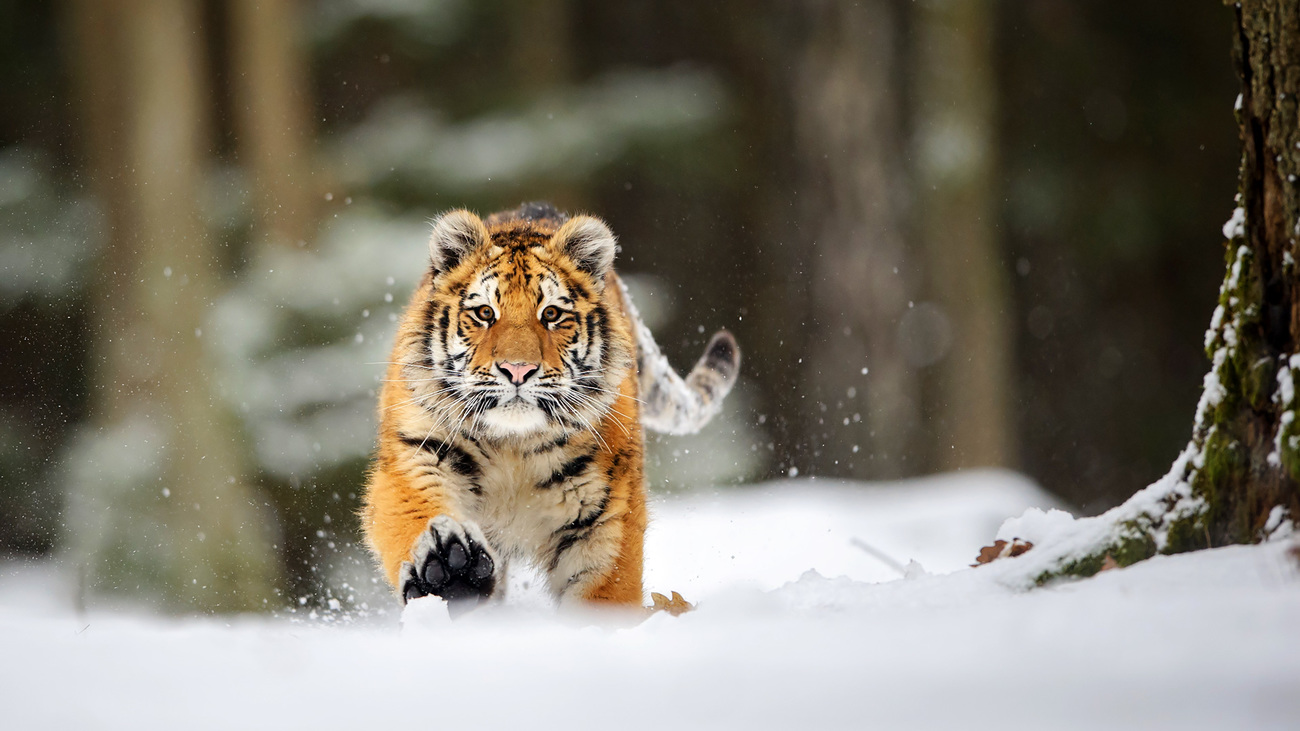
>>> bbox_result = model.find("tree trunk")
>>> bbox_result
[794,0,926,479]
[1196,0,1300,544]
[229,0,317,248]
[912,0,1015,471]
[507,0,574,90]
[63,0,280,612]
[1006,0,1300,584]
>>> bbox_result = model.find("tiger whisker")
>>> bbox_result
[565,391,632,438]
[555,390,631,441]
[567,406,612,454]
[575,383,645,405]
[367,360,438,371]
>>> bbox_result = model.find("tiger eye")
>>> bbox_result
[475,305,495,322]
[541,305,561,323]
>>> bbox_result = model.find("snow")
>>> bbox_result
[1205,303,1225,349]
[980,443,1211,582]
[1223,206,1246,240]
[1264,505,1294,541]
[1268,355,1300,467]
[1195,346,1229,426]
[995,505,1078,544]
[2,471,1298,730]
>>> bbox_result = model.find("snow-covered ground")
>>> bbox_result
[2,470,1297,730]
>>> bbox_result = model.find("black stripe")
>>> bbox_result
[582,311,597,362]
[563,494,608,533]
[596,307,610,366]
[537,395,561,424]
[549,534,580,571]
[421,299,438,370]
[547,500,607,570]
[400,435,481,478]
[560,568,591,589]
[423,296,436,331]
[605,452,624,481]
[439,306,452,354]
[530,433,570,455]
[567,278,592,302]
[536,452,594,490]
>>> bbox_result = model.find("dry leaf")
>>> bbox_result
[648,590,695,617]
[972,538,1034,567]
[1098,554,1120,572]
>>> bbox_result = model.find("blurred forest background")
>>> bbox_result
[0,0,1238,612]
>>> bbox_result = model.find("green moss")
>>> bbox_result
[1214,364,1241,426]
[1195,428,1242,506]
[1162,512,1210,554]
[1243,355,1276,410]
[1110,530,1158,565]
[1278,411,1300,483]
[1035,551,1107,585]
[1032,528,1157,585]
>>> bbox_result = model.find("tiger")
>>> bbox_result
[360,202,740,614]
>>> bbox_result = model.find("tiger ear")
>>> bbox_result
[429,209,489,274]
[553,215,616,285]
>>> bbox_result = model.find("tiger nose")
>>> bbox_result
[497,361,539,385]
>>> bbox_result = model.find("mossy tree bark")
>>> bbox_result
[1022,0,1300,583]
[1193,0,1300,546]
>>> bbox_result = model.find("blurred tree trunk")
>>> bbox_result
[506,0,583,211]
[912,0,1015,470]
[793,0,925,478]
[508,0,573,90]
[1031,0,1300,581]
[64,0,279,612]
[229,0,317,248]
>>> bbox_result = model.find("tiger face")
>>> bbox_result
[416,210,633,441]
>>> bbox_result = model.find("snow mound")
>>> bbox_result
[643,468,1061,596]
[996,506,1079,544]
[2,471,1298,731]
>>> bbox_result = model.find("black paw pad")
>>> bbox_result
[401,518,497,617]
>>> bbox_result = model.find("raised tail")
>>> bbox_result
[619,281,741,435]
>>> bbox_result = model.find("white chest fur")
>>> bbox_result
[462,443,606,565]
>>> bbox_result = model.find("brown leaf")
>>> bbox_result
[1098,554,1120,572]
[648,590,695,617]
[972,538,1034,567]
[973,540,1008,566]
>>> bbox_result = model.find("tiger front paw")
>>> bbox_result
[400,515,498,616]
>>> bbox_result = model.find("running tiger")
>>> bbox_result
[361,202,740,613]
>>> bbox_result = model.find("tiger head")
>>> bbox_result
[415,209,633,441]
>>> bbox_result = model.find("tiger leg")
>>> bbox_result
[544,473,647,607]
[362,466,499,609]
